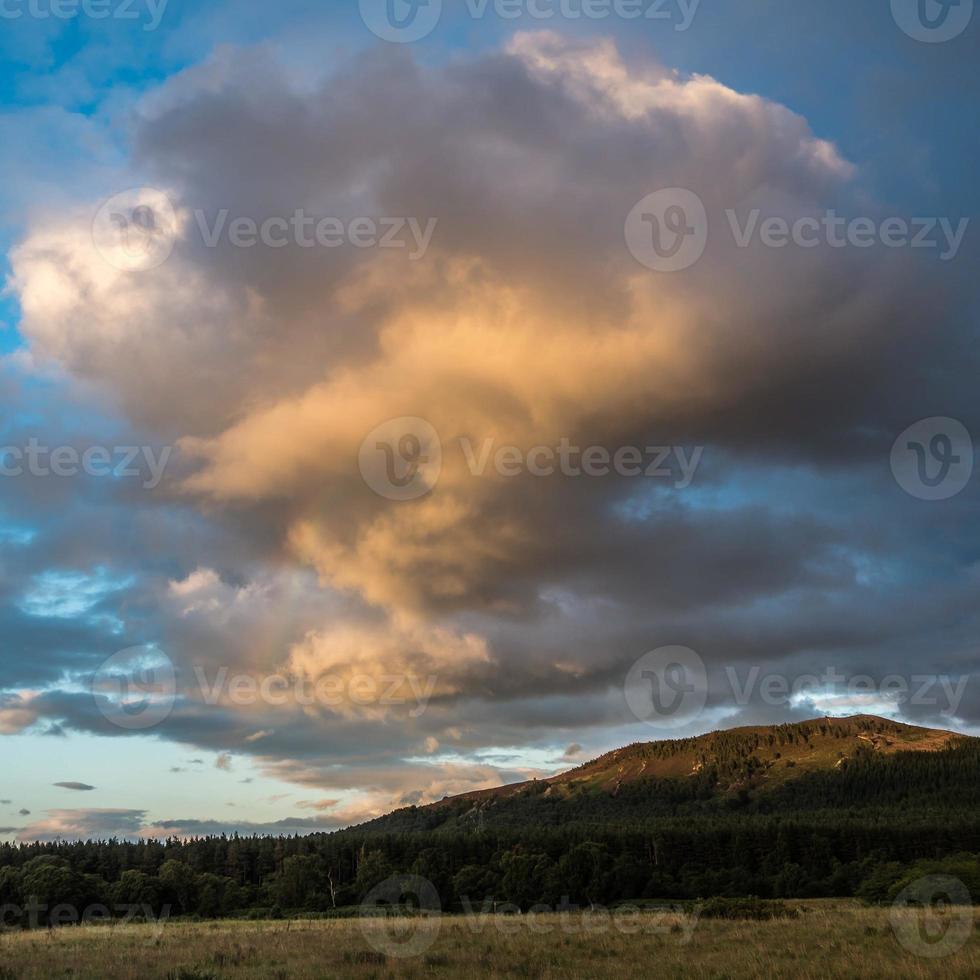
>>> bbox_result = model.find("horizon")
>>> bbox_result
[2,712,971,844]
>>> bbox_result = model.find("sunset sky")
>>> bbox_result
[0,1,978,842]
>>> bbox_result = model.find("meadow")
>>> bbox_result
[0,901,976,979]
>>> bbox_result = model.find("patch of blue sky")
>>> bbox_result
[402,746,562,773]
[616,482,753,524]
[18,566,134,619]
[0,729,314,841]
[0,277,23,352]
[612,455,887,525]
[613,469,777,523]
[0,521,36,545]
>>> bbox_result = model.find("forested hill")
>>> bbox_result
[354,715,975,833]
[2,715,979,919]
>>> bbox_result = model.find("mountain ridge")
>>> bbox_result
[358,715,971,833]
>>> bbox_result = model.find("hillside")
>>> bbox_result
[455,714,963,799]
[359,715,973,832]
[4,715,978,916]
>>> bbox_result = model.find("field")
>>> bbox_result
[0,902,977,979]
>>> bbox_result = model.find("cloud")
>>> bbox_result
[53,782,95,792]
[17,809,146,843]
[12,806,351,843]
[296,798,340,811]
[138,814,346,839]
[0,693,41,734]
[2,30,979,826]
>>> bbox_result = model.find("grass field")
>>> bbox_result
[0,901,977,979]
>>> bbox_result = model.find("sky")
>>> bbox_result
[0,0,978,843]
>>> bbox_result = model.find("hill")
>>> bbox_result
[3,715,978,915]
[358,715,974,832]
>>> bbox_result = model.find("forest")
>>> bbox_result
[1,739,979,926]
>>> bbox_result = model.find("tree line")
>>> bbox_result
[1,740,978,924]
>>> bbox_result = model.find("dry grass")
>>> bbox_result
[0,901,977,979]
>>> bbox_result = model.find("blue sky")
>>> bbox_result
[0,0,978,842]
